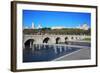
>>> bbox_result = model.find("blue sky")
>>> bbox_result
[23,10,91,28]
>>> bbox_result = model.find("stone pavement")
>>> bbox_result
[53,48,91,61]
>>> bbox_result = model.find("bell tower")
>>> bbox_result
[32,22,35,29]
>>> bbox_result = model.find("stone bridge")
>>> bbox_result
[23,34,90,49]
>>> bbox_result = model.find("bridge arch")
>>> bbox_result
[65,37,68,44]
[65,37,68,40]
[43,37,51,43]
[75,37,77,40]
[71,37,74,40]
[24,37,36,43]
[24,39,35,49]
[56,37,61,44]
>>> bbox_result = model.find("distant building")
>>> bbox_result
[24,22,43,29]
[80,24,89,30]
[37,24,42,29]
[24,22,89,30]
[31,22,35,29]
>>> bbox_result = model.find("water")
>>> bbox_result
[23,42,90,62]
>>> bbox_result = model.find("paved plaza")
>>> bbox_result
[54,48,91,61]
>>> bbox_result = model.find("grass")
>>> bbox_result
[83,38,91,41]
